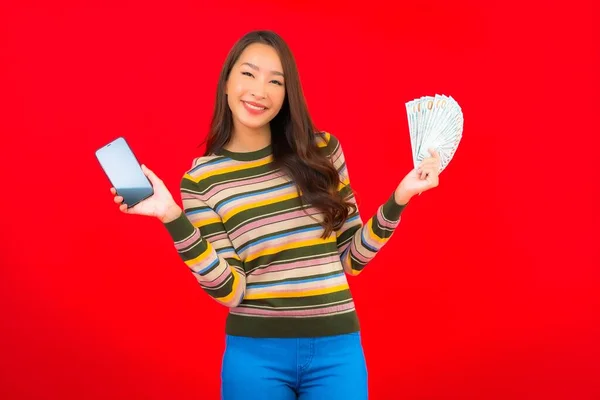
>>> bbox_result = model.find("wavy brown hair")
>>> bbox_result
[202,30,355,239]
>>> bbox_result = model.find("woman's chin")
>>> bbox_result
[238,115,273,130]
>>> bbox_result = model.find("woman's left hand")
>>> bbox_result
[394,148,441,205]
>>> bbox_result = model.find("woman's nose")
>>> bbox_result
[249,80,267,99]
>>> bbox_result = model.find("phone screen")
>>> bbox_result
[95,137,154,208]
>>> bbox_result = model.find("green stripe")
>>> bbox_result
[163,212,196,242]
[245,251,339,274]
[246,269,343,288]
[337,218,361,246]
[178,238,210,261]
[213,181,293,210]
[195,164,279,189]
[226,205,305,235]
[201,274,236,298]
[240,222,324,251]
[241,290,353,308]
[198,221,228,237]
[224,196,306,229]
[225,310,360,338]
[243,242,338,271]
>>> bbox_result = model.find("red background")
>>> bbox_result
[1,1,599,399]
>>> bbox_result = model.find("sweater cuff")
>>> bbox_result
[381,192,407,222]
[163,211,196,242]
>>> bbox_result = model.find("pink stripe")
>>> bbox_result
[331,145,343,165]
[189,161,238,179]
[182,171,287,202]
[188,252,218,274]
[232,302,355,317]
[377,207,400,229]
[199,265,232,288]
[230,207,321,241]
[338,242,351,255]
[349,242,371,263]
[219,185,296,217]
[176,229,201,250]
[182,192,199,200]
[209,233,230,242]
[338,218,361,240]
[247,276,347,295]
[202,171,287,200]
[249,254,341,276]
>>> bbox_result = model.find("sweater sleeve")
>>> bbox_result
[163,174,246,307]
[325,132,407,276]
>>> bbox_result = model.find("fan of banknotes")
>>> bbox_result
[405,94,463,174]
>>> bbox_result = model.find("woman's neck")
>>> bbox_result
[225,124,272,152]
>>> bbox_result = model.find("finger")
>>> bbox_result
[421,164,435,172]
[419,160,436,169]
[422,166,437,178]
[425,171,439,187]
[422,167,438,181]
[428,147,440,160]
[141,164,161,185]
[419,156,439,166]
[119,204,129,213]
[114,195,124,204]
[110,187,116,195]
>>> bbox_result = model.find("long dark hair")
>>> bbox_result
[203,30,355,239]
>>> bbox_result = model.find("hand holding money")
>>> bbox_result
[394,148,441,205]
[394,93,464,205]
[405,94,463,174]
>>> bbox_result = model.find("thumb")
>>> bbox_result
[141,164,162,185]
[428,147,440,159]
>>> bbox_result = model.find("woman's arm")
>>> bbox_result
[326,132,440,276]
[163,175,246,307]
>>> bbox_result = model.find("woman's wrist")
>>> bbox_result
[159,203,182,224]
[394,188,412,206]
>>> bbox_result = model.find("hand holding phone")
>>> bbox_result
[96,137,181,222]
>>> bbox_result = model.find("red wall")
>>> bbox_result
[1,1,599,399]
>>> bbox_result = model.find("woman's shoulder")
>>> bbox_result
[314,130,342,151]
[314,130,343,159]
[180,153,228,188]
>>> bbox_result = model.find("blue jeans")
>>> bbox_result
[221,332,368,399]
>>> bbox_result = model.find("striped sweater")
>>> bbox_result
[164,132,406,337]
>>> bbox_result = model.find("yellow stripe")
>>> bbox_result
[184,156,273,183]
[244,283,348,300]
[222,192,299,223]
[190,217,222,228]
[184,242,213,269]
[344,251,360,275]
[215,268,241,304]
[337,180,349,191]
[244,237,336,262]
[316,131,330,147]
[340,243,362,276]
[365,219,387,245]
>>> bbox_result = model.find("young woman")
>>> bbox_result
[111,30,441,400]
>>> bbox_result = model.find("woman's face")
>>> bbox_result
[226,43,286,132]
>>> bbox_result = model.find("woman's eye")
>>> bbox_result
[271,80,283,86]
[242,71,254,77]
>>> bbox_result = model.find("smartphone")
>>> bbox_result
[95,136,154,208]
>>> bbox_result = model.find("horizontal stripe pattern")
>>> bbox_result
[231,301,356,318]
[163,132,406,337]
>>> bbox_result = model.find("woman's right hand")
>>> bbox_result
[111,164,182,223]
